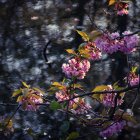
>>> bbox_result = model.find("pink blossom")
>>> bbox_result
[102,85,124,107]
[117,9,128,16]
[95,31,139,54]
[55,90,91,114]
[19,89,43,111]
[100,121,126,138]
[62,58,90,79]
[84,42,102,60]
[115,2,129,16]
[130,77,139,86]
[128,73,139,86]
[122,31,139,53]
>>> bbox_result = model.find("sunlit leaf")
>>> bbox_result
[52,82,62,87]
[113,82,126,90]
[22,81,30,88]
[76,30,89,41]
[92,94,101,101]
[73,83,82,89]
[132,66,137,73]
[108,0,116,6]
[12,89,22,97]
[72,103,78,109]
[121,0,131,3]
[66,132,79,140]
[78,48,90,59]
[17,95,23,102]
[92,85,108,101]
[31,94,41,99]
[66,49,77,55]
[92,85,108,92]
[33,87,45,94]
[51,82,65,90]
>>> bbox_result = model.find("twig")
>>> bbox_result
[61,85,139,103]
[114,30,140,40]
[3,105,21,130]
[43,40,51,63]
[0,85,138,107]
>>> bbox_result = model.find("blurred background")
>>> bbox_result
[0,0,140,139]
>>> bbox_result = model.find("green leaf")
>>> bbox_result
[33,87,44,94]
[50,101,61,110]
[22,81,30,88]
[132,66,137,73]
[66,49,77,55]
[12,89,22,97]
[78,48,90,59]
[121,0,131,3]
[92,85,108,92]
[73,83,82,88]
[92,85,108,101]
[89,30,102,41]
[52,82,63,87]
[60,121,70,133]
[76,30,89,41]
[17,95,23,102]
[51,82,65,90]
[66,132,79,140]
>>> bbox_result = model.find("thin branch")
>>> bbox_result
[114,30,140,40]
[85,5,105,33]
[3,105,21,130]
[43,40,51,63]
[61,85,139,103]
[0,85,138,107]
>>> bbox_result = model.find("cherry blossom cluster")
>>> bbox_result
[83,42,102,60]
[115,2,129,16]
[128,73,139,86]
[95,31,139,54]
[62,58,90,79]
[102,85,124,107]
[100,120,126,138]
[55,89,91,114]
[18,89,43,111]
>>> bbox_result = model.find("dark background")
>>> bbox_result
[0,0,140,139]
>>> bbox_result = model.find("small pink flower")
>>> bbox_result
[62,58,90,79]
[102,85,124,107]
[117,9,128,15]
[84,42,102,60]
[115,2,129,16]
[19,89,43,111]
[55,90,91,114]
[128,73,139,86]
